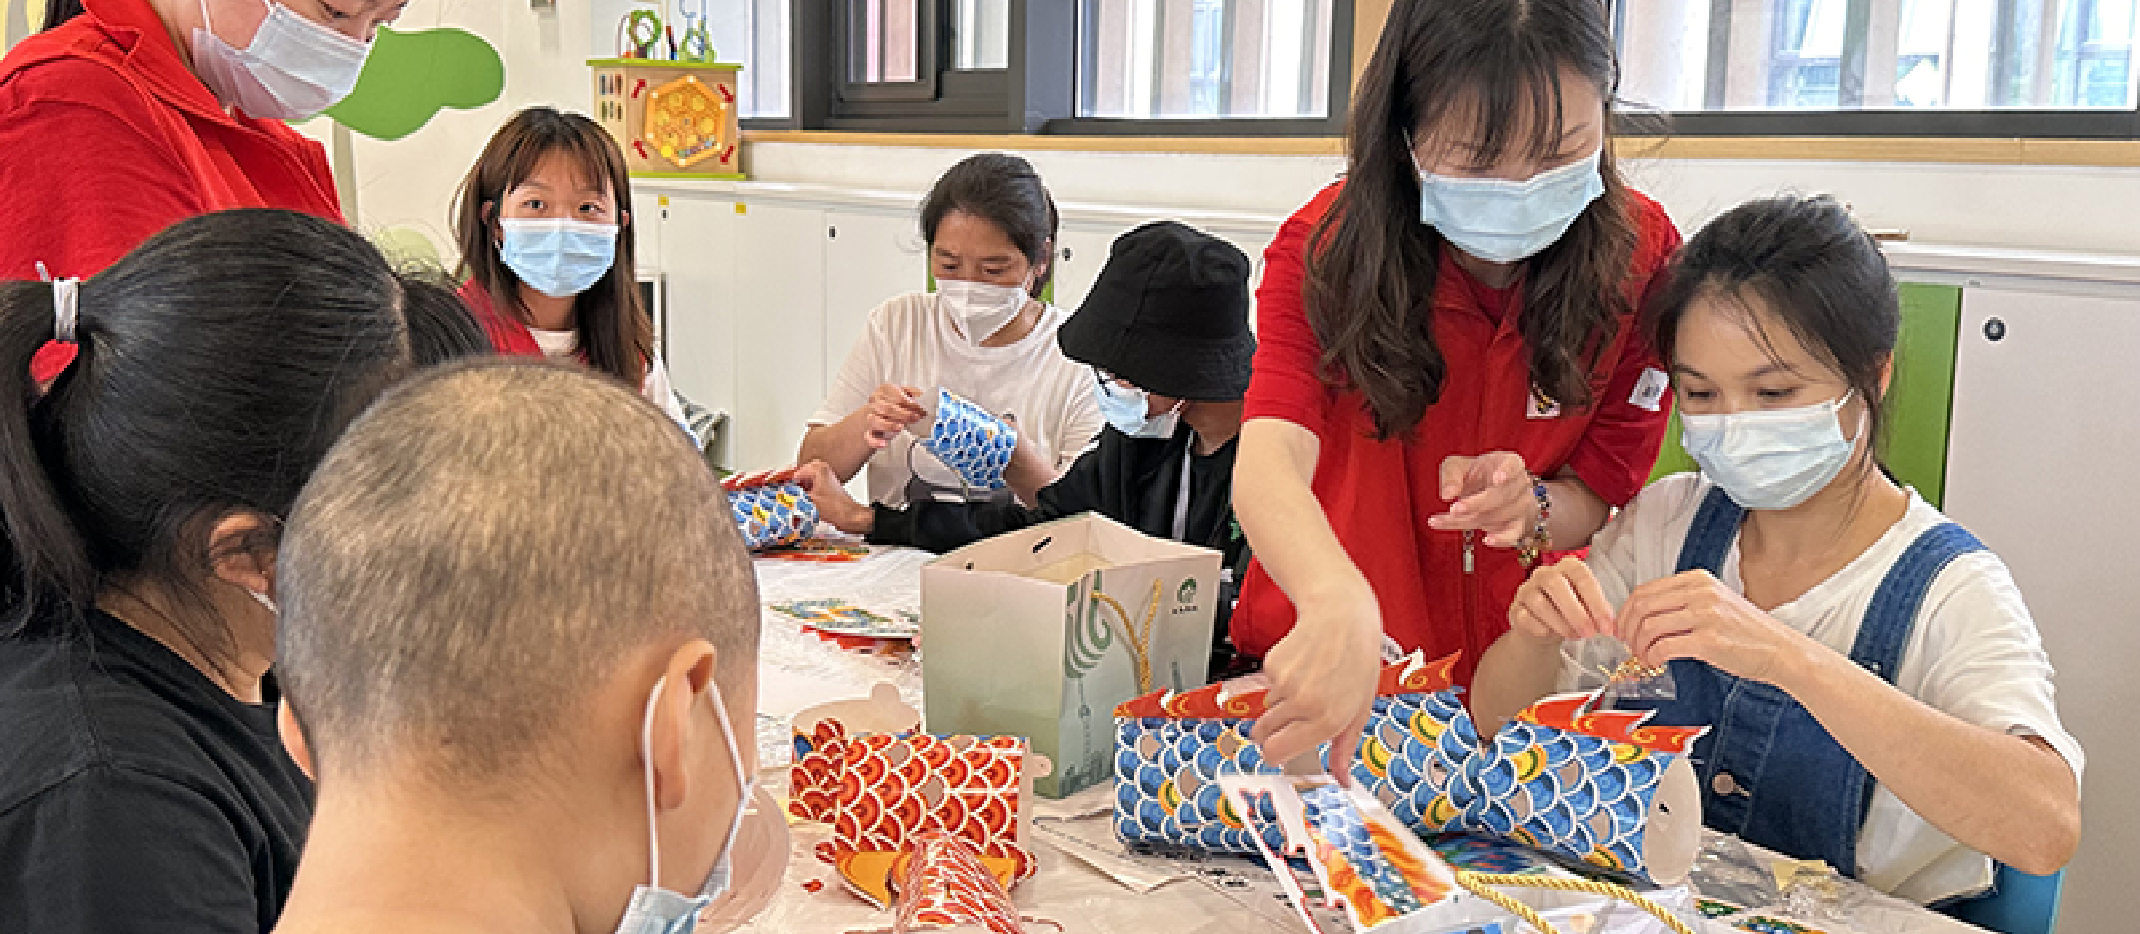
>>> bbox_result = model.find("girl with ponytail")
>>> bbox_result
[0,208,411,933]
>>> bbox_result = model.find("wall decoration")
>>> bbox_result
[325,26,504,141]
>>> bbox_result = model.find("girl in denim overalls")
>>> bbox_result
[1471,194,2082,905]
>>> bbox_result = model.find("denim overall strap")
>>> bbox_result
[1675,486,1745,575]
[1634,487,1985,877]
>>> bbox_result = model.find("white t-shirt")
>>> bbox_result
[528,326,689,427]
[1565,473,2084,905]
[809,291,1104,508]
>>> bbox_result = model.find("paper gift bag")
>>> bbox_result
[723,468,819,551]
[917,389,1017,492]
[923,513,1221,798]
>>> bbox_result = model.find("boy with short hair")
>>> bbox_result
[271,359,764,934]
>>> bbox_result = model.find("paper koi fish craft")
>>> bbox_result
[1115,653,1709,884]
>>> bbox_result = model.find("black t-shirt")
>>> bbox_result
[0,609,312,933]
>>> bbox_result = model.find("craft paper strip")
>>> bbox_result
[1219,775,1481,934]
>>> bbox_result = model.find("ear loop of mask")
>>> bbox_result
[638,674,752,894]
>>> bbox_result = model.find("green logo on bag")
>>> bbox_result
[1177,579,1198,605]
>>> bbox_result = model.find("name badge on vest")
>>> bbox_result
[1527,386,1562,419]
[1630,367,1670,413]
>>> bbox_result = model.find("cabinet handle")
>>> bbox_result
[1061,246,1073,261]
[1984,317,2007,342]
[828,226,838,239]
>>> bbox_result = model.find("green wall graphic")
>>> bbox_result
[326,25,504,141]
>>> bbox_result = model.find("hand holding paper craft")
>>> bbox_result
[1615,569,1811,684]
[865,384,929,450]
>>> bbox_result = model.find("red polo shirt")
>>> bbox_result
[0,0,342,382]
[1234,181,1681,686]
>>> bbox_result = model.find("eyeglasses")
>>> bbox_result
[1093,367,1138,398]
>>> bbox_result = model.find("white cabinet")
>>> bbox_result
[1051,224,1128,313]
[1943,286,2140,934]
[823,207,929,381]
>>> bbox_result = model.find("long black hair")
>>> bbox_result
[920,153,1059,299]
[1308,0,1637,439]
[0,209,410,671]
[40,0,83,29]
[454,107,653,389]
[1650,194,1899,453]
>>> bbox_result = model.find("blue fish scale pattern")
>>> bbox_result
[924,389,1016,491]
[728,483,819,551]
[1352,692,1478,831]
[1352,691,1674,875]
[1115,688,1685,878]
[1300,784,1425,915]
[1112,717,1288,854]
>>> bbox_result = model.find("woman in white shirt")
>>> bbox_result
[801,153,1103,508]
[1470,194,2081,906]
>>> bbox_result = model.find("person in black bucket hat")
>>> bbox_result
[798,220,1257,678]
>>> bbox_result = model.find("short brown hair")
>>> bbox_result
[277,359,756,781]
[453,107,653,389]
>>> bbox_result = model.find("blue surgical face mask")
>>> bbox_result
[1094,371,1183,439]
[191,0,373,121]
[1680,390,1861,510]
[500,218,619,299]
[613,675,754,934]
[1417,149,1605,264]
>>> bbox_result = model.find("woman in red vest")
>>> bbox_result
[0,0,399,383]
[451,107,686,426]
[1234,0,1681,771]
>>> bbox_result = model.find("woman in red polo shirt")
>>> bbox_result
[1235,0,1681,769]
[0,0,398,382]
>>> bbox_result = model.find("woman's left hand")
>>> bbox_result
[1615,570,1812,687]
[1427,451,1539,548]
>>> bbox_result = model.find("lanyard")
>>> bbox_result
[1171,442,1193,542]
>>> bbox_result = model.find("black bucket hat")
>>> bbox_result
[1057,220,1255,402]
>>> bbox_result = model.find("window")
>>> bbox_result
[955,0,1012,70]
[793,0,1352,134]
[1078,0,1338,120]
[1616,0,2140,134]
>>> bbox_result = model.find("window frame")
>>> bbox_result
[781,0,1356,136]
[1609,0,2140,140]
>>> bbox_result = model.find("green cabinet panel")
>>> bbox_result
[1645,281,1963,508]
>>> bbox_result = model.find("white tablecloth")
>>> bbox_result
[738,547,1985,934]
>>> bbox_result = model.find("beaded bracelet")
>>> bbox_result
[1516,475,1552,568]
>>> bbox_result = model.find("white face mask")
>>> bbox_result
[613,675,754,934]
[191,0,374,121]
[1093,372,1183,440]
[1416,149,1605,264]
[937,278,1030,346]
[1680,390,1861,510]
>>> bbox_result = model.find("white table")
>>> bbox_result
[737,548,1986,934]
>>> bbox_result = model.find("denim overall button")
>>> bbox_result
[1712,771,1745,796]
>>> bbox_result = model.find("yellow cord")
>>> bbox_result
[1453,871,1698,934]
[1090,580,1162,692]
